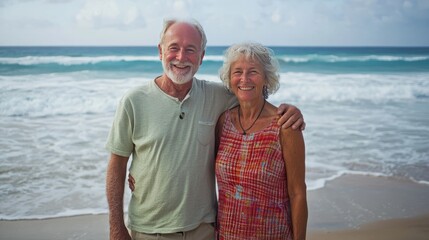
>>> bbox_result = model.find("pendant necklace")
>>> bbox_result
[238,100,266,135]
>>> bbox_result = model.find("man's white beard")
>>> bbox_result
[162,60,197,84]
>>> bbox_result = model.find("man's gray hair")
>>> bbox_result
[159,18,207,50]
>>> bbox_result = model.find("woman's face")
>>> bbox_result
[230,56,265,102]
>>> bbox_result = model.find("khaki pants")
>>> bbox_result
[130,222,215,240]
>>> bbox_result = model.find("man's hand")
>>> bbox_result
[277,103,306,130]
[110,225,132,240]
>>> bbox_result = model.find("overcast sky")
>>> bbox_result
[1,0,428,46]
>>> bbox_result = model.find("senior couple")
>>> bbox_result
[106,18,307,240]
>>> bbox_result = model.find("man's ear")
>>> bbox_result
[158,44,163,60]
[200,50,205,65]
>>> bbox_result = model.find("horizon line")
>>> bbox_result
[1,45,429,48]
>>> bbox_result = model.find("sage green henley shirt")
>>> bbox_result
[106,77,236,233]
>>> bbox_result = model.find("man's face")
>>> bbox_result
[159,22,205,84]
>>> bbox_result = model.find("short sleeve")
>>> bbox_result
[105,96,134,157]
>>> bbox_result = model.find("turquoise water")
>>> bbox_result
[1,46,429,75]
[1,46,428,219]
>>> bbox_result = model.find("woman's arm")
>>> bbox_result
[281,128,308,240]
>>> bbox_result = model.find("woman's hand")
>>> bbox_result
[128,173,135,192]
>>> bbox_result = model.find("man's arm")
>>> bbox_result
[215,82,305,130]
[277,104,306,130]
[106,153,131,240]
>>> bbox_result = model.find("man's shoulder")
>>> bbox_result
[123,81,153,99]
[194,77,226,91]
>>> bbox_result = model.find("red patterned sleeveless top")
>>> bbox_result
[215,110,292,240]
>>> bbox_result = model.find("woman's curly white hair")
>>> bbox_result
[219,42,280,98]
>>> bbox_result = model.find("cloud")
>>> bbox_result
[45,0,74,3]
[0,0,32,7]
[331,0,429,25]
[173,0,186,11]
[158,0,194,19]
[403,0,429,21]
[271,9,282,23]
[76,0,145,29]
[0,0,73,7]
[1,17,56,29]
[1,0,428,46]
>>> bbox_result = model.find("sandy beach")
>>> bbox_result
[306,174,429,240]
[1,174,429,240]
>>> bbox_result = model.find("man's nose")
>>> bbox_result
[176,49,186,61]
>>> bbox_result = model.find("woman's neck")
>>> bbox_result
[238,98,266,119]
[237,99,266,135]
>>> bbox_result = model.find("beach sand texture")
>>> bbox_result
[1,174,428,240]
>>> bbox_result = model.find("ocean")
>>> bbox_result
[1,46,428,220]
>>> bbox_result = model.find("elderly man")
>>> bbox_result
[106,18,305,240]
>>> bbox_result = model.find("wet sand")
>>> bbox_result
[1,174,429,240]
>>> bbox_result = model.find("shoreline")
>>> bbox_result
[1,174,429,239]
[307,213,429,240]
[307,174,429,231]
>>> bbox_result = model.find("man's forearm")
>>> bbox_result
[106,154,129,239]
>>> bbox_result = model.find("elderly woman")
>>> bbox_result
[215,43,308,240]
